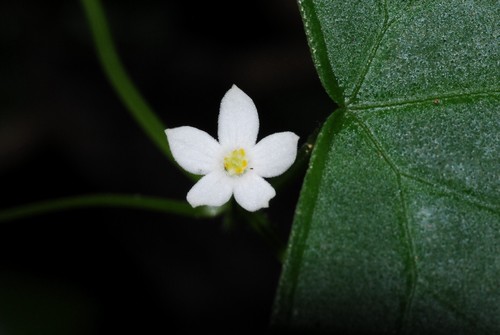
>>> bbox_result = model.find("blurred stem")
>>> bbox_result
[241,128,320,262]
[80,0,195,180]
[245,211,286,263]
[248,128,320,262]
[0,194,225,223]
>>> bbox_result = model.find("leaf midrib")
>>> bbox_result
[351,112,418,333]
[343,3,431,329]
[347,0,391,105]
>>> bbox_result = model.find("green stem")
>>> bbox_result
[80,0,196,180]
[0,194,225,223]
[245,212,286,263]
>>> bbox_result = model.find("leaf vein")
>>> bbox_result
[418,279,492,335]
[351,110,500,332]
[396,181,419,335]
[351,112,419,334]
[350,90,500,111]
[347,1,391,105]
[400,172,500,214]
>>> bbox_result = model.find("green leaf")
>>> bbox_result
[274,0,500,333]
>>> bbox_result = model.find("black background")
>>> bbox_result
[0,0,332,333]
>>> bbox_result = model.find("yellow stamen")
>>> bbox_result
[224,148,248,176]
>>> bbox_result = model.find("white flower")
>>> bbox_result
[165,85,299,212]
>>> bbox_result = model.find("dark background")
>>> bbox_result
[0,0,332,333]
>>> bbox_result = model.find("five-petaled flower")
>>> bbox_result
[165,85,299,212]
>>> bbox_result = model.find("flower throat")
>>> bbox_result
[224,148,248,176]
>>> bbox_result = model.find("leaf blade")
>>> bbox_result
[275,0,500,333]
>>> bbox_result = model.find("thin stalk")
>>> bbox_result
[80,0,195,180]
[245,211,286,263]
[0,194,225,223]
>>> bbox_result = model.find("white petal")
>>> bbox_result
[187,171,233,208]
[218,85,259,149]
[233,173,276,212]
[165,126,222,175]
[250,132,299,178]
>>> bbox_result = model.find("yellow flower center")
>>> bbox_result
[223,148,248,176]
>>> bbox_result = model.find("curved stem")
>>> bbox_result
[80,0,196,180]
[0,194,225,223]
